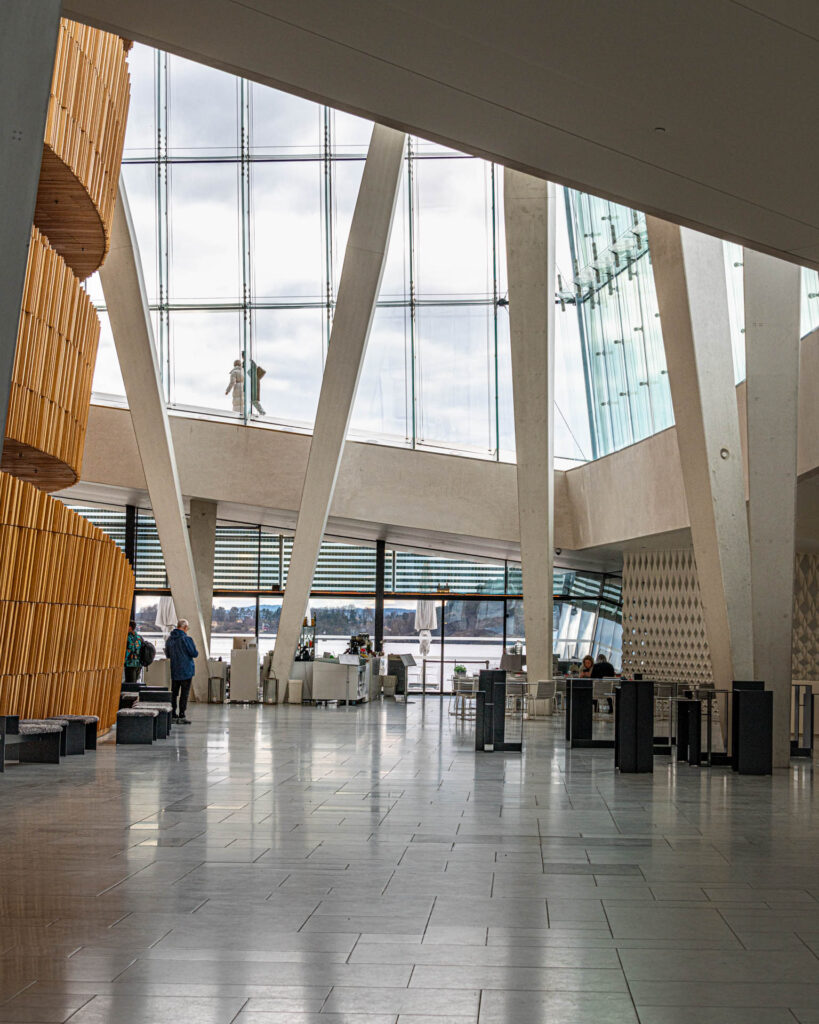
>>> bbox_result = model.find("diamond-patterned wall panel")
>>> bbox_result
[793,553,819,681]
[621,548,713,684]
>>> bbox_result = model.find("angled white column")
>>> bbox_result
[503,170,555,684]
[0,1,61,433]
[101,183,210,698]
[271,124,406,697]
[646,217,753,687]
[744,249,801,767]
[189,498,217,648]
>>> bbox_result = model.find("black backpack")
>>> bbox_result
[139,639,156,667]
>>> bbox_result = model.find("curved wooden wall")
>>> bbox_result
[0,21,133,731]
[0,472,134,730]
[2,228,100,492]
[34,20,130,280]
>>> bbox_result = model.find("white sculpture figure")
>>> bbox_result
[225,359,244,413]
[418,629,432,657]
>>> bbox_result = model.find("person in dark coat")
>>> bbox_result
[591,652,616,712]
[165,619,198,724]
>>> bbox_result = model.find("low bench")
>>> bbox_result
[137,701,173,739]
[119,691,139,709]
[0,717,63,771]
[46,716,87,756]
[116,707,159,744]
[52,714,99,750]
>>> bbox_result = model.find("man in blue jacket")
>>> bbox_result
[164,619,198,724]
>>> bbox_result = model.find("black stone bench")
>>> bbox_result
[48,715,99,754]
[46,716,87,755]
[119,691,139,709]
[52,714,99,750]
[136,701,173,739]
[0,717,63,771]
[116,707,159,744]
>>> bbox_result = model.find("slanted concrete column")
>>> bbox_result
[189,499,217,648]
[503,170,555,685]
[744,248,801,767]
[0,1,61,434]
[271,125,406,698]
[646,217,753,687]
[101,183,211,699]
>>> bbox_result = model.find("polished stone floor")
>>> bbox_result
[0,699,818,1024]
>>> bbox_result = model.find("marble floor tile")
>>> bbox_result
[0,701,817,1024]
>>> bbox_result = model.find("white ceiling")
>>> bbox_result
[66,0,819,268]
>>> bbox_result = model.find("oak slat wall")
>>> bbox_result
[0,472,134,730]
[0,20,133,731]
[34,21,131,280]
[2,228,100,492]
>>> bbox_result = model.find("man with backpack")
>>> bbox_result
[165,619,198,724]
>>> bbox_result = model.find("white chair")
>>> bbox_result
[592,678,613,714]
[450,676,478,718]
[526,680,555,718]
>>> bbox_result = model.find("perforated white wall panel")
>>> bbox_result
[621,548,713,684]
[793,553,819,681]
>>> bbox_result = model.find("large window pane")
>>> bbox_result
[309,598,375,658]
[378,164,410,301]
[414,157,493,299]
[258,597,283,656]
[331,110,373,157]
[122,162,159,303]
[168,56,239,157]
[134,595,165,646]
[253,308,325,428]
[169,164,241,301]
[350,305,411,443]
[251,161,324,300]
[383,598,439,692]
[211,596,256,660]
[169,310,243,413]
[92,312,126,400]
[123,43,156,157]
[250,84,322,154]
[496,308,514,461]
[443,599,504,688]
[330,158,366,295]
[416,305,493,452]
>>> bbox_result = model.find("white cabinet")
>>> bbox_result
[229,647,259,702]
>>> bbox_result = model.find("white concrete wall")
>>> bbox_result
[74,328,819,560]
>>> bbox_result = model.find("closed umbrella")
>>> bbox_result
[155,595,177,637]
[414,600,437,658]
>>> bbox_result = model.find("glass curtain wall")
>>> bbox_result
[64,503,622,678]
[567,191,819,458]
[87,44,592,465]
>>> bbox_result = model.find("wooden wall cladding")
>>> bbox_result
[34,19,130,280]
[2,228,100,492]
[0,472,134,731]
